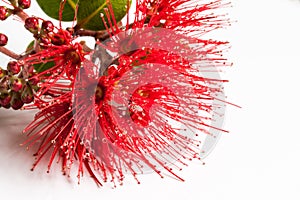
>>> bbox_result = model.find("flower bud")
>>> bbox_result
[18,0,31,9]
[0,91,11,107]
[0,6,9,21]
[24,17,39,34]
[10,77,23,92]
[10,91,24,110]
[41,20,54,33]
[21,85,34,103]
[7,61,21,75]
[0,33,8,46]
[39,36,51,46]
[0,33,8,47]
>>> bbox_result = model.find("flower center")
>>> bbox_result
[95,84,104,103]
[64,49,81,65]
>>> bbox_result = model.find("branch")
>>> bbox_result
[0,47,21,60]
[71,28,110,41]
[12,8,29,22]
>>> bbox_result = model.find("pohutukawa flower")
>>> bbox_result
[0,33,8,46]
[0,0,233,187]
[20,32,86,97]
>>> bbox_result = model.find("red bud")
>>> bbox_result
[10,78,23,92]
[7,61,21,75]
[18,0,31,9]
[0,33,8,46]
[10,91,24,110]
[0,6,9,21]
[24,17,39,34]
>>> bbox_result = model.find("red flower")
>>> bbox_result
[20,28,86,101]
[18,0,231,186]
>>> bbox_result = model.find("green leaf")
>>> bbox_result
[77,0,128,31]
[25,40,35,54]
[34,61,55,73]
[36,0,79,21]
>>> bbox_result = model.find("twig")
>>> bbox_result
[12,7,29,22]
[71,28,110,41]
[0,47,21,60]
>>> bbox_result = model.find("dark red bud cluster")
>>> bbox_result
[0,63,36,109]
[0,1,31,22]
[23,18,71,48]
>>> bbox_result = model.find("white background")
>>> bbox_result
[0,0,300,199]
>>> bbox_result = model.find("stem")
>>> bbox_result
[73,28,110,41]
[12,8,29,22]
[0,47,21,60]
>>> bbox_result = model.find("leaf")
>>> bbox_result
[25,40,35,54]
[36,0,79,21]
[77,0,128,31]
[34,61,55,73]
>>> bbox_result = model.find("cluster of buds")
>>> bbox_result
[0,0,32,52]
[0,61,37,109]
[0,0,31,21]
[0,0,43,111]
[24,17,73,47]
